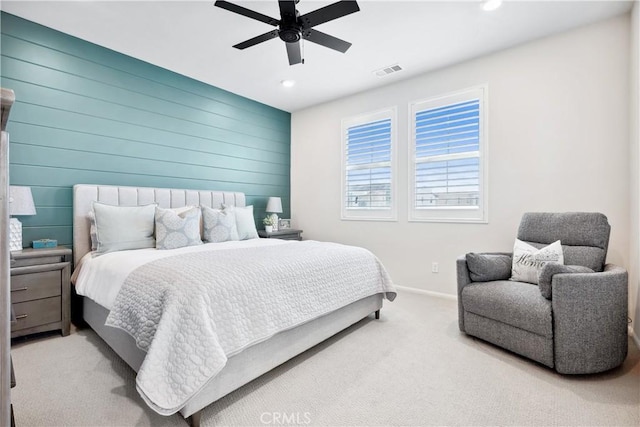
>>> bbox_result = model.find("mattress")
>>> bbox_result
[73,238,288,310]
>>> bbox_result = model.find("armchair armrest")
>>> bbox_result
[457,252,512,332]
[538,264,594,299]
[552,264,628,374]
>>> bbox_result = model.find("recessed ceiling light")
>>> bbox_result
[482,0,503,12]
[280,80,296,88]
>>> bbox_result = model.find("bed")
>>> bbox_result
[71,184,396,426]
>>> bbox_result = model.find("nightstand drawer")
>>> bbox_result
[277,234,301,240]
[11,296,61,332]
[10,270,61,303]
[12,256,65,268]
[258,229,303,240]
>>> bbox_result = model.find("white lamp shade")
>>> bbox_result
[9,186,36,216]
[266,197,283,213]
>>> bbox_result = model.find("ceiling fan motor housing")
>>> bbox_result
[279,25,302,43]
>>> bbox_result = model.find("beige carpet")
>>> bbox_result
[10,290,640,427]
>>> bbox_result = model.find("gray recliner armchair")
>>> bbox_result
[457,212,628,374]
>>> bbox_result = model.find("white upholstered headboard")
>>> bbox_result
[72,184,246,266]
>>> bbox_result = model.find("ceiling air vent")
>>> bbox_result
[373,64,403,78]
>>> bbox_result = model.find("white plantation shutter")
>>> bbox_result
[345,118,391,208]
[410,87,487,222]
[342,108,396,220]
[415,99,480,207]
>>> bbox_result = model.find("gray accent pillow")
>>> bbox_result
[93,202,157,255]
[466,253,512,282]
[537,264,594,299]
[155,207,203,250]
[223,204,259,240]
[202,205,239,243]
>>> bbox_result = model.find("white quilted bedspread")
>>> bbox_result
[105,240,396,415]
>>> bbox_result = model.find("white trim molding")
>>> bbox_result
[394,285,457,301]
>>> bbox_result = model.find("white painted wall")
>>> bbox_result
[292,15,631,303]
[630,1,640,340]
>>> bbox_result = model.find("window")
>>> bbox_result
[341,108,397,220]
[409,87,487,223]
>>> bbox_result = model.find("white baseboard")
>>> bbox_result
[630,325,640,350]
[394,285,457,301]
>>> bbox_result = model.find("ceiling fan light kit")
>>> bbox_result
[214,0,360,66]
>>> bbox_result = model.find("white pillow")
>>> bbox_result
[511,239,564,284]
[224,205,259,240]
[201,205,239,243]
[155,207,202,250]
[93,202,157,255]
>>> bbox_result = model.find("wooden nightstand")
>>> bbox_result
[258,229,303,241]
[10,247,72,338]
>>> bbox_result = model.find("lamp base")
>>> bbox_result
[270,213,279,231]
[10,217,23,251]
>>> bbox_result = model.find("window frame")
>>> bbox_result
[408,86,488,223]
[341,107,398,221]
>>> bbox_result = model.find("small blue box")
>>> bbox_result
[32,239,57,248]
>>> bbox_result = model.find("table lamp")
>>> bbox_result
[266,197,283,232]
[9,186,36,251]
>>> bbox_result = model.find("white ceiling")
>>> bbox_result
[1,1,633,112]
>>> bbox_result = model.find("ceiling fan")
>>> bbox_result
[214,0,360,66]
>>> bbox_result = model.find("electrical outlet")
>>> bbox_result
[432,262,439,273]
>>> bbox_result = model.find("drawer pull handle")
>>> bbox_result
[15,314,27,320]
[11,287,28,292]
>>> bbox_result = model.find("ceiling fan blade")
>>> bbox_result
[214,1,280,26]
[278,0,297,21]
[303,29,352,53]
[233,30,279,50]
[286,41,303,65]
[299,1,360,28]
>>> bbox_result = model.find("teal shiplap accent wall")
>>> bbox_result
[0,12,291,249]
